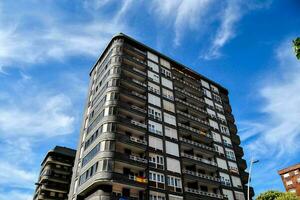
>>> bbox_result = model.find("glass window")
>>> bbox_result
[147,52,159,63]
[148,82,160,95]
[165,126,178,140]
[148,71,160,83]
[148,93,161,107]
[148,106,162,121]
[148,60,159,72]
[161,77,173,89]
[160,58,171,69]
[162,88,174,101]
[164,113,176,126]
[163,100,175,113]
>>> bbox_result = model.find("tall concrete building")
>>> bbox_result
[33,146,76,200]
[278,163,300,196]
[68,33,254,200]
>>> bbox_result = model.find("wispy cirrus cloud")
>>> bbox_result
[239,38,300,194]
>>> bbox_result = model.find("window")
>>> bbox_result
[283,173,289,178]
[220,125,230,135]
[214,144,224,154]
[160,58,171,69]
[148,71,160,83]
[223,136,232,147]
[149,153,164,169]
[234,191,245,200]
[231,176,242,188]
[149,136,163,150]
[148,106,162,121]
[211,85,219,93]
[216,158,228,170]
[225,148,236,160]
[167,157,181,173]
[163,100,175,113]
[205,97,214,108]
[150,191,166,200]
[217,113,226,123]
[148,82,160,95]
[149,171,165,183]
[161,68,172,78]
[148,120,163,135]
[161,77,173,89]
[162,88,174,101]
[203,88,212,98]
[167,175,182,188]
[164,113,176,126]
[220,172,231,186]
[286,180,293,185]
[212,131,222,143]
[215,103,223,111]
[148,60,159,72]
[148,93,161,107]
[228,161,239,174]
[104,106,117,116]
[207,108,216,118]
[223,189,234,200]
[165,126,178,140]
[169,195,183,200]
[147,52,159,62]
[201,80,210,89]
[165,141,179,157]
[209,119,219,130]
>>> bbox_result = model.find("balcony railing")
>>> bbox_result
[175,98,207,114]
[229,166,239,174]
[174,87,204,103]
[178,123,212,138]
[129,155,147,163]
[131,91,146,100]
[223,142,233,148]
[131,105,147,113]
[181,153,217,166]
[179,137,215,152]
[177,110,209,125]
[129,136,147,145]
[173,76,203,94]
[221,181,232,187]
[149,128,163,135]
[131,120,147,129]
[128,174,148,183]
[182,169,220,182]
[184,187,223,199]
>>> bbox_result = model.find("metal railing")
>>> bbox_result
[184,187,223,199]
[181,153,217,166]
[179,137,215,152]
[182,169,220,182]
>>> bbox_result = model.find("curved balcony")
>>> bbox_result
[175,98,207,116]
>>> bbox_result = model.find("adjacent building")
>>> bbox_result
[33,146,76,200]
[278,163,300,196]
[68,33,254,200]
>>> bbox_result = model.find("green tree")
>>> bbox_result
[256,190,283,200]
[276,192,300,200]
[293,37,300,60]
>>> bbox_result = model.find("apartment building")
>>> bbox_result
[33,146,76,200]
[68,33,254,200]
[278,163,300,196]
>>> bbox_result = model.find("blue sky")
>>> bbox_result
[0,0,299,199]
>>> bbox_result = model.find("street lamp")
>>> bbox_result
[247,158,259,200]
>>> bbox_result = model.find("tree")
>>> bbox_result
[256,190,300,200]
[276,192,300,200]
[293,37,300,60]
[256,190,283,200]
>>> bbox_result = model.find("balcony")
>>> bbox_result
[228,123,238,134]
[179,137,215,153]
[123,54,147,69]
[175,98,207,115]
[238,158,247,170]
[231,134,241,145]
[177,123,212,143]
[229,166,239,174]
[123,43,146,58]
[115,152,147,168]
[174,87,204,103]
[121,75,147,92]
[234,145,244,157]
[182,169,220,183]
[173,76,203,95]
[181,153,217,167]
[177,110,209,127]
[123,63,147,77]
[119,102,146,118]
[112,173,147,188]
[116,133,147,150]
[223,142,233,148]
[184,187,223,199]
[118,117,147,132]
[120,87,147,102]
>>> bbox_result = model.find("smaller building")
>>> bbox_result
[33,146,76,200]
[278,163,300,196]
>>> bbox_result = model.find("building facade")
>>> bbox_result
[68,33,254,200]
[278,163,300,196]
[33,146,76,200]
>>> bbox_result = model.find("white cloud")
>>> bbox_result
[239,39,300,193]
[202,0,242,59]
[0,1,129,71]
[151,0,214,46]
[0,93,74,137]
